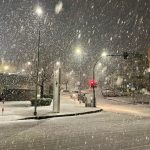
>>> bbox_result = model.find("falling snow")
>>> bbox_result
[55,1,63,14]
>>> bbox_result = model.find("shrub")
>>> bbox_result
[30,98,52,106]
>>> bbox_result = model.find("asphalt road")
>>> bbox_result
[0,111,150,150]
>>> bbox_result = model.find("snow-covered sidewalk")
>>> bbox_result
[96,94,150,117]
[0,95,100,122]
[107,95,150,104]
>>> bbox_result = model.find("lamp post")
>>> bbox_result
[34,6,43,116]
[92,51,129,107]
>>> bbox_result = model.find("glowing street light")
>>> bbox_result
[35,6,43,17]
[98,62,102,67]
[75,47,82,55]
[56,61,60,67]
[101,51,107,57]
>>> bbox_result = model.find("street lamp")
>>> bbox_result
[101,52,107,57]
[35,6,43,17]
[34,6,43,116]
[75,47,82,55]
[56,61,61,67]
[92,51,129,107]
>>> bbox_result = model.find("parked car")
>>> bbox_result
[115,91,129,96]
[62,90,70,95]
[70,90,79,99]
[101,89,117,97]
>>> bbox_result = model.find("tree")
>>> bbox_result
[39,64,53,98]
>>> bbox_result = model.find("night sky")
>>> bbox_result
[0,0,150,72]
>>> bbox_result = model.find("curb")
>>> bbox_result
[19,109,103,120]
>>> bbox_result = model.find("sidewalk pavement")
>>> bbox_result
[0,95,101,122]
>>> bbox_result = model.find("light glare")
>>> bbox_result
[75,47,82,55]
[35,6,43,16]
[101,52,107,57]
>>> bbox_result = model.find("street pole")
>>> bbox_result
[79,58,81,93]
[33,6,43,116]
[78,57,82,102]
[92,52,129,108]
[34,25,40,116]
[92,60,99,107]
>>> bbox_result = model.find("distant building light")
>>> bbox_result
[4,65,9,71]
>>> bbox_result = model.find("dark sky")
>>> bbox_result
[0,0,150,72]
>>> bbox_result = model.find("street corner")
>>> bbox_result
[19,108,103,120]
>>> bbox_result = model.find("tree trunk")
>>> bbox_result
[49,85,53,95]
[40,81,44,98]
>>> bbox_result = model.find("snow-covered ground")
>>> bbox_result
[0,95,99,122]
[96,93,150,117]
[0,110,149,150]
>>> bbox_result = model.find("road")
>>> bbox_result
[96,95,150,117]
[0,110,150,150]
[0,94,150,150]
